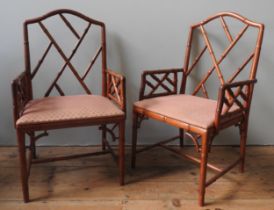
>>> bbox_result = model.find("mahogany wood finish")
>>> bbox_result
[12,9,126,202]
[132,12,264,206]
[139,68,183,100]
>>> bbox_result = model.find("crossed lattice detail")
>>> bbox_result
[185,16,257,99]
[28,13,103,97]
[106,70,125,110]
[221,83,250,115]
[214,79,256,128]
[140,69,183,100]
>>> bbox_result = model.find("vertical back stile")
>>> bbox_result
[23,22,33,100]
[101,25,107,97]
[180,27,194,94]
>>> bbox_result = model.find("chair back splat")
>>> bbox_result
[23,9,107,99]
[181,12,264,100]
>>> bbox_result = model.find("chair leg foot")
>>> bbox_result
[131,112,138,169]
[198,194,205,207]
[198,132,209,207]
[17,130,29,202]
[119,121,125,185]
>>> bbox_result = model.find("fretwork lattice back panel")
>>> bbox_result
[24,9,107,98]
[182,13,264,99]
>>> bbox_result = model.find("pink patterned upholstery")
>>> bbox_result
[134,94,237,129]
[17,95,124,126]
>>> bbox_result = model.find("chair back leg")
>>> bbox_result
[119,121,125,185]
[101,125,107,151]
[179,129,184,147]
[239,122,248,173]
[131,112,138,169]
[30,132,37,159]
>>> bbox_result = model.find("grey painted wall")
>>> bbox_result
[0,0,273,146]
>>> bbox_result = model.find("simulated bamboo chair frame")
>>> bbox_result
[12,9,126,202]
[131,12,264,206]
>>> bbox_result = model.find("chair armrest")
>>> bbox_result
[106,69,126,112]
[12,72,32,127]
[215,79,257,129]
[139,68,184,100]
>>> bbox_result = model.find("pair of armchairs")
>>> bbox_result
[12,9,264,206]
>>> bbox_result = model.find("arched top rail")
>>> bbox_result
[24,9,105,27]
[191,12,264,29]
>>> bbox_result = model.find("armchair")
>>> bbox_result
[131,12,264,206]
[12,9,126,202]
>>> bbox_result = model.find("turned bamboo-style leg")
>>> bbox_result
[199,132,209,206]
[29,132,37,159]
[17,130,29,202]
[119,121,125,185]
[179,129,184,147]
[131,112,138,169]
[239,123,248,173]
[101,124,106,151]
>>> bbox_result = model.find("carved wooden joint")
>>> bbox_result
[185,132,202,152]
[106,69,126,112]
[136,114,149,129]
[99,123,119,142]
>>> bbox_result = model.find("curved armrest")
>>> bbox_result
[139,68,184,100]
[106,69,126,112]
[215,79,257,129]
[12,72,32,127]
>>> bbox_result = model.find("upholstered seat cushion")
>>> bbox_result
[134,94,227,129]
[16,95,124,126]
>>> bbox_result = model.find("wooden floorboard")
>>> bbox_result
[0,146,273,210]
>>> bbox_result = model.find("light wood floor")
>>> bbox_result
[0,146,273,210]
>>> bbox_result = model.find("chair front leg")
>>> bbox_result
[199,132,209,206]
[17,129,29,202]
[131,111,138,169]
[119,121,125,185]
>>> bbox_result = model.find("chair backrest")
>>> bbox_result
[180,12,264,99]
[23,9,107,99]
